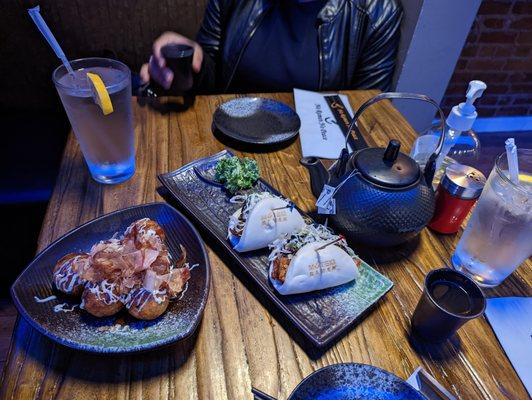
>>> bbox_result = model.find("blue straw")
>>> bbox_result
[28,6,74,74]
[505,138,520,185]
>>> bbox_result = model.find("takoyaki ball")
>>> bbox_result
[125,218,165,250]
[53,253,90,296]
[81,281,123,317]
[126,288,169,320]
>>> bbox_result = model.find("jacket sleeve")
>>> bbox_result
[352,5,403,91]
[194,0,232,92]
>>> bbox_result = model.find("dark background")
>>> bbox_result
[442,0,532,116]
[1,0,209,112]
[1,1,531,115]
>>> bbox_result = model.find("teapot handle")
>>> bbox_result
[345,92,446,186]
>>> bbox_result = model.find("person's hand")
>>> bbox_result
[140,32,203,89]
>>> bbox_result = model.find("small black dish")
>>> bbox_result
[212,97,301,146]
[212,125,298,153]
[287,363,425,399]
[10,203,210,354]
[411,268,485,342]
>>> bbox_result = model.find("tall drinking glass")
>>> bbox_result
[451,149,532,287]
[53,58,135,184]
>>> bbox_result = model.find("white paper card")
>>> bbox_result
[316,184,336,215]
[406,368,421,390]
[315,184,335,208]
[294,88,354,159]
[407,367,457,400]
[485,297,532,397]
[317,199,336,215]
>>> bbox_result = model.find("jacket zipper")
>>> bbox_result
[224,10,268,93]
[317,23,323,91]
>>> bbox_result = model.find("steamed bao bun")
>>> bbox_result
[269,241,360,295]
[228,194,305,252]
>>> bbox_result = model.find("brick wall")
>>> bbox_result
[441,0,532,117]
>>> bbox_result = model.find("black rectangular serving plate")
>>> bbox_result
[158,150,393,349]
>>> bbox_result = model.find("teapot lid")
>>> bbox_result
[352,140,420,188]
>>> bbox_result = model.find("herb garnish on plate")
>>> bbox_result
[215,156,260,193]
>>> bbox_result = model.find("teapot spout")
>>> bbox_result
[300,157,330,198]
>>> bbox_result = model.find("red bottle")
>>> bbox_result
[429,164,486,234]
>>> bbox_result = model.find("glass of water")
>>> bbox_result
[451,148,532,287]
[53,58,135,184]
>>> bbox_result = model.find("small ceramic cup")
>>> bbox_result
[411,268,486,342]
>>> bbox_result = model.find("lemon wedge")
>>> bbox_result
[519,173,532,184]
[86,72,113,115]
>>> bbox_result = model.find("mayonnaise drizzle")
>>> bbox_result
[88,280,120,305]
[177,282,189,300]
[54,256,85,292]
[34,295,57,303]
[124,288,167,311]
[53,303,78,313]
[187,263,199,271]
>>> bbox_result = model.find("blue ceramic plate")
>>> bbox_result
[289,363,426,400]
[11,203,210,354]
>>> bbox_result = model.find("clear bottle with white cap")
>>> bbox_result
[411,80,487,187]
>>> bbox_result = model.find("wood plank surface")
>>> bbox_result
[0,300,17,375]
[1,91,530,400]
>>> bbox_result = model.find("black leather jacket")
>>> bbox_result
[196,0,402,93]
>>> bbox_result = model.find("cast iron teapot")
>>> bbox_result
[301,92,445,247]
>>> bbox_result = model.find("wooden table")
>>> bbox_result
[1,91,530,400]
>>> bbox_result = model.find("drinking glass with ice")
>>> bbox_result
[452,148,531,287]
[53,59,135,184]
[28,6,135,184]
